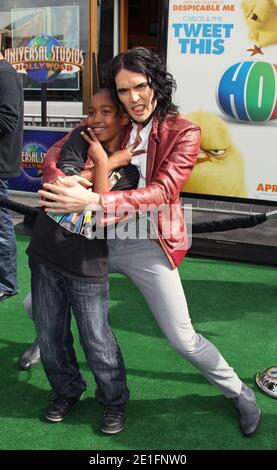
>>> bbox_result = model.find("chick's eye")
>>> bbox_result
[209,149,226,156]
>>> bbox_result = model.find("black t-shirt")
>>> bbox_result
[27,147,140,283]
[27,212,108,283]
[57,125,91,175]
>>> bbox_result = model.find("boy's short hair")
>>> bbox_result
[94,87,125,116]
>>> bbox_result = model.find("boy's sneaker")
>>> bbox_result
[45,394,80,422]
[101,405,127,434]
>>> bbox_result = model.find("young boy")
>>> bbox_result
[26,88,140,435]
[48,89,141,238]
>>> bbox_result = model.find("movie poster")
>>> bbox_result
[167,0,277,203]
[7,127,69,193]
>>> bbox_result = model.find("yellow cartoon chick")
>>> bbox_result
[182,112,248,197]
[241,0,277,48]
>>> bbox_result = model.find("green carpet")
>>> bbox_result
[0,234,276,450]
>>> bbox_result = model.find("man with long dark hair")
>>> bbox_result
[38,47,261,437]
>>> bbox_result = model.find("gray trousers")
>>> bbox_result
[108,237,242,399]
[25,237,242,398]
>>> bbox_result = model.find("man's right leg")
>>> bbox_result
[29,258,86,415]
[108,238,261,436]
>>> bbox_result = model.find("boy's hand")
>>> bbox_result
[80,168,95,182]
[81,128,108,165]
[109,142,146,169]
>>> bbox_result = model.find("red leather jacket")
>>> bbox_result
[43,114,200,269]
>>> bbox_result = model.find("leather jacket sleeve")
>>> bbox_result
[100,125,200,217]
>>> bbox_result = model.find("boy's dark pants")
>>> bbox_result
[29,258,129,406]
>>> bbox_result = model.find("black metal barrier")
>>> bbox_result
[0,196,271,233]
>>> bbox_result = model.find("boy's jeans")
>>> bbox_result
[0,179,17,294]
[29,258,129,406]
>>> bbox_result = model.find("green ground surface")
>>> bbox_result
[0,234,276,450]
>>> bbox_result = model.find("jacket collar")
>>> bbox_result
[146,117,160,184]
[120,117,160,184]
[120,122,132,149]
[150,116,160,143]
[121,115,160,142]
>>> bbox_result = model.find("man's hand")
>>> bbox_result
[52,174,92,188]
[38,176,101,213]
[109,142,146,170]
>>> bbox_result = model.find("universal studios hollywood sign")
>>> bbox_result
[5,34,84,83]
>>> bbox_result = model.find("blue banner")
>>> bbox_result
[7,127,69,193]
